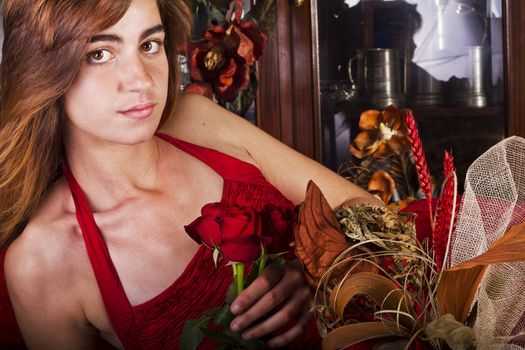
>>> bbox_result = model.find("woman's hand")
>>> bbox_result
[229,260,313,348]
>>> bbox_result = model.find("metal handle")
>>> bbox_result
[348,55,358,91]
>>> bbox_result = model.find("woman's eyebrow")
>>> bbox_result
[89,24,165,44]
[140,24,165,41]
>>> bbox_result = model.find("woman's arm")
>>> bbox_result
[5,227,100,350]
[169,94,381,208]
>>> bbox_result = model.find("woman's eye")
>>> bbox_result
[141,41,160,54]
[87,49,113,64]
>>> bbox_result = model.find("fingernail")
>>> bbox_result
[230,321,239,332]
[242,331,253,340]
[230,303,241,315]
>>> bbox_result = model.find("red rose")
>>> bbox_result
[185,203,264,263]
[261,204,297,254]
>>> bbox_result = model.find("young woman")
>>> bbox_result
[0,0,380,348]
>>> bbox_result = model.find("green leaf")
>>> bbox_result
[226,280,237,304]
[257,2,277,38]
[214,345,231,350]
[244,0,276,35]
[212,328,269,350]
[242,338,270,350]
[224,67,258,117]
[202,306,222,318]
[209,0,231,9]
[179,316,211,350]
[244,262,260,286]
[190,0,229,40]
[200,327,238,344]
[266,254,286,268]
[214,303,236,327]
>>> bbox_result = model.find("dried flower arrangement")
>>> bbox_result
[295,106,525,349]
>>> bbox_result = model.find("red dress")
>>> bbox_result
[62,132,321,350]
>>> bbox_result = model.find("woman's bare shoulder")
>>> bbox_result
[4,180,101,347]
[161,93,255,162]
[5,178,86,293]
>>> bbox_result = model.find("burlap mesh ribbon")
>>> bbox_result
[449,136,525,349]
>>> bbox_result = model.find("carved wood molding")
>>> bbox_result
[504,0,525,137]
[256,0,321,161]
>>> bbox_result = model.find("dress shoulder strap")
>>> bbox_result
[62,162,140,350]
[155,132,267,185]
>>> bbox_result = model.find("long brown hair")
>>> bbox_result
[0,0,192,245]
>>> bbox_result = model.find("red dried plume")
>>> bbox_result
[433,151,457,271]
[405,109,434,230]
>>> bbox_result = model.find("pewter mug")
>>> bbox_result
[349,48,404,108]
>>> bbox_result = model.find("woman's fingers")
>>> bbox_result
[229,261,312,345]
[267,307,312,348]
[230,263,284,316]
[239,284,311,341]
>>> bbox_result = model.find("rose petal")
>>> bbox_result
[221,210,256,240]
[262,206,295,253]
[238,21,267,59]
[184,82,214,99]
[187,43,208,81]
[202,25,226,44]
[221,238,262,263]
[359,110,381,131]
[201,202,230,217]
[234,26,256,65]
[184,215,222,247]
[216,57,250,102]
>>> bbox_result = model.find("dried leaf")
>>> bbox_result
[368,170,396,204]
[436,264,486,324]
[322,322,406,350]
[437,222,525,323]
[425,313,476,350]
[294,181,350,287]
[329,272,417,330]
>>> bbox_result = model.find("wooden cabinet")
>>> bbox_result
[256,0,525,183]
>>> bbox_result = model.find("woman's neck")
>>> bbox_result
[63,132,164,212]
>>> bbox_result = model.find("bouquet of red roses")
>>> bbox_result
[180,202,293,350]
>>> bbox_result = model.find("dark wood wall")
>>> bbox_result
[504,0,525,137]
[256,0,320,161]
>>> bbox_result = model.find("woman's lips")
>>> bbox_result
[118,103,155,120]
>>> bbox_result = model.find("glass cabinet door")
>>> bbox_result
[316,0,504,187]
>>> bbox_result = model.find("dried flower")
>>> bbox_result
[186,20,267,102]
[367,170,396,204]
[349,105,410,159]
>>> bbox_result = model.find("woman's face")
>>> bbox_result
[63,0,168,146]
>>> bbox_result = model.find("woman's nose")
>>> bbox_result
[118,55,154,93]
